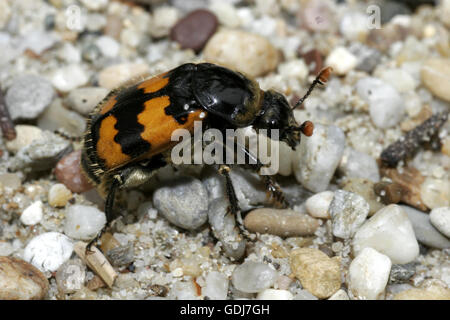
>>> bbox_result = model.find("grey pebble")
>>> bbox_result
[208,198,246,260]
[8,130,72,173]
[153,176,209,230]
[55,259,86,294]
[231,261,278,293]
[202,166,267,211]
[6,75,55,120]
[37,99,86,136]
[338,147,380,182]
[400,205,450,249]
[65,87,109,116]
[329,190,370,239]
[106,243,135,267]
[389,262,417,284]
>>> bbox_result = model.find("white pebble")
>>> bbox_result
[420,177,450,209]
[305,191,334,219]
[51,65,89,92]
[203,271,229,300]
[430,207,450,238]
[20,201,44,226]
[339,148,380,182]
[376,68,417,93]
[339,11,369,41]
[95,36,120,58]
[293,124,345,192]
[150,6,179,38]
[5,125,43,153]
[257,289,293,300]
[231,261,278,293]
[325,47,358,75]
[209,1,241,28]
[23,232,73,272]
[348,247,392,300]
[328,289,350,300]
[277,59,309,82]
[352,205,419,264]
[98,63,150,89]
[64,205,106,240]
[356,77,404,129]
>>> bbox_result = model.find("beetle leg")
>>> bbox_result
[86,175,121,254]
[217,164,252,241]
[235,142,289,209]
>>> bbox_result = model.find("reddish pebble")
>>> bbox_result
[300,49,323,75]
[54,150,93,193]
[170,9,218,53]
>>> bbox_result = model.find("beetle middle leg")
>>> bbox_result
[86,158,166,253]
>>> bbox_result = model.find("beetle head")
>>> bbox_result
[253,90,313,150]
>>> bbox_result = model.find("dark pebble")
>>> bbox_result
[170,9,218,53]
[300,49,323,75]
[380,1,411,24]
[380,112,448,167]
[54,150,94,193]
[106,243,135,267]
[389,262,417,284]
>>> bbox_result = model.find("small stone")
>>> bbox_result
[204,29,279,78]
[55,259,86,294]
[328,289,349,300]
[430,207,450,238]
[150,6,179,38]
[348,247,392,300]
[380,167,427,211]
[203,271,229,300]
[65,87,109,116]
[86,275,106,291]
[244,208,320,237]
[209,1,241,28]
[290,248,341,299]
[305,191,334,219]
[23,232,74,272]
[5,75,55,120]
[329,190,370,239]
[37,99,86,136]
[293,289,318,300]
[106,243,134,267]
[292,124,345,193]
[400,205,450,249]
[377,68,417,94]
[421,59,450,102]
[231,261,278,293]
[338,148,380,182]
[51,64,89,92]
[300,48,324,75]
[389,263,417,284]
[325,47,358,76]
[349,43,382,74]
[64,205,106,240]
[257,289,293,300]
[342,178,384,216]
[352,205,419,264]
[79,0,108,11]
[0,1,11,29]
[98,63,149,89]
[356,77,404,129]
[20,201,44,226]
[393,284,450,300]
[339,11,369,41]
[420,177,450,210]
[95,36,119,58]
[56,42,81,63]
[170,9,218,53]
[48,183,72,207]
[0,173,21,191]
[5,125,44,154]
[208,199,246,260]
[0,256,48,300]
[298,0,334,32]
[153,176,209,230]
[8,131,72,173]
[54,150,94,193]
[170,280,200,300]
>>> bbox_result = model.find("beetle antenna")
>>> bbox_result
[292,66,333,110]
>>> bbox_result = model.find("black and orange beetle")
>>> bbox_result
[81,63,332,250]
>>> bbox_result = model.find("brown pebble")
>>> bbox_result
[0,85,16,140]
[0,256,49,300]
[300,48,324,75]
[54,150,94,193]
[380,166,427,211]
[374,181,403,205]
[170,9,218,53]
[104,15,122,40]
[244,208,320,237]
[86,275,106,291]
